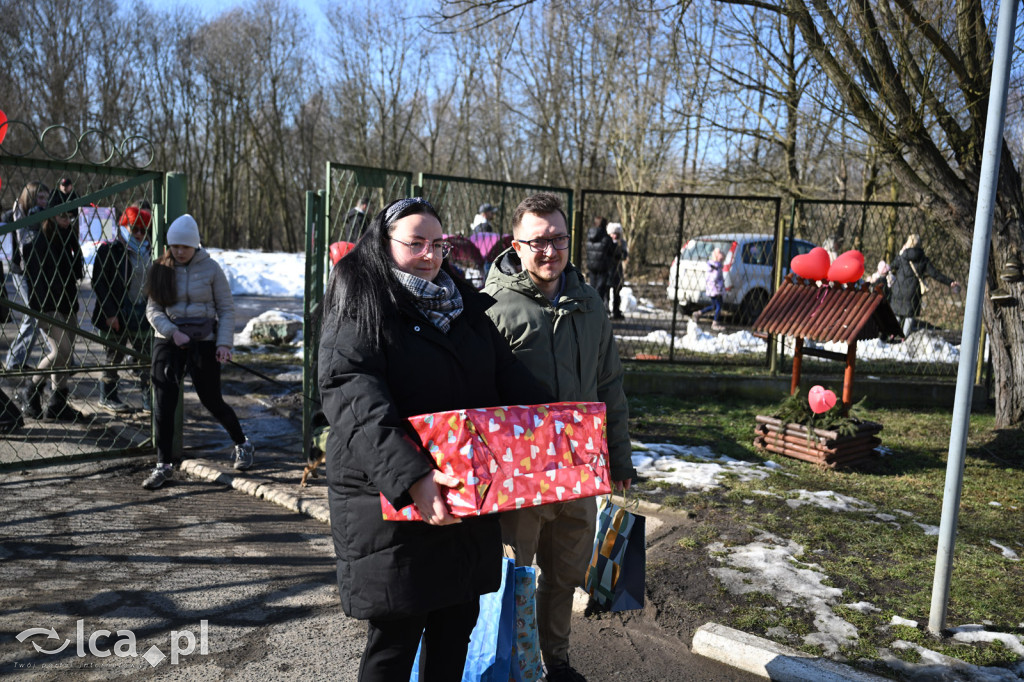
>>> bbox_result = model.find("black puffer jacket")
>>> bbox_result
[585,226,616,274]
[25,227,83,315]
[318,275,548,620]
[889,247,952,318]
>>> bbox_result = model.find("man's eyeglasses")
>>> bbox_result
[515,236,570,253]
[390,237,452,258]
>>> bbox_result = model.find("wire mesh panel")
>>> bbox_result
[580,190,780,366]
[792,200,967,378]
[326,163,414,244]
[419,174,573,289]
[1,123,161,466]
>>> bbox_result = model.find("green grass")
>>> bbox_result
[627,393,1024,678]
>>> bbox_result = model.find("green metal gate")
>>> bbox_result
[1,122,170,467]
[301,166,574,455]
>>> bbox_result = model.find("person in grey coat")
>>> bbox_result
[141,214,254,489]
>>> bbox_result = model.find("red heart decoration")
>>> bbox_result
[330,241,356,266]
[827,250,865,283]
[808,385,838,414]
[0,109,7,146]
[790,247,831,281]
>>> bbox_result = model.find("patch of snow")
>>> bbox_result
[949,625,1024,658]
[915,522,940,536]
[630,441,776,490]
[708,530,857,655]
[845,602,880,614]
[890,615,918,628]
[207,248,306,298]
[988,541,1020,561]
[784,489,876,513]
[885,640,1024,681]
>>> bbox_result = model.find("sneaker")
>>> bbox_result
[691,310,702,322]
[545,661,587,682]
[712,322,725,331]
[142,465,173,490]
[233,438,255,471]
[98,394,131,413]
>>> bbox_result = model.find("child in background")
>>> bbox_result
[693,247,726,331]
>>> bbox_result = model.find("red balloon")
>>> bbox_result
[0,109,7,145]
[808,385,838,414]
[827,250,865,283]
[330,241,355,265]
[790,247,831,281]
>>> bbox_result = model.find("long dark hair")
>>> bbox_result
[323,197,453,350]
[16,181,49,216]
[147,249,178,307]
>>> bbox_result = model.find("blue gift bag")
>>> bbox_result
[462,557,517,682]
[511,565,543,682]
[410,557,517,682]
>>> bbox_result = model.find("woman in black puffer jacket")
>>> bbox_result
[19,210,84,421]
[889,233,960,336]
[318,197,548,682]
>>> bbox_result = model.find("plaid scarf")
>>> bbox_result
[392,268,464,333]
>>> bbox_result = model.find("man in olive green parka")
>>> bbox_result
[483,193,636,682]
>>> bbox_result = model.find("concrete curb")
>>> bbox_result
[180,458,331,524]
[692,623,889,681]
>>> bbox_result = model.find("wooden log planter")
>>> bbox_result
[753,415,883,467]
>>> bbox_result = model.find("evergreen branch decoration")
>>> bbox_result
[770,388,868,441]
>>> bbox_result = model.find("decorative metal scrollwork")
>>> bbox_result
[0,118,154,169]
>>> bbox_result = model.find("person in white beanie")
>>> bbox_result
[141,214,254,490]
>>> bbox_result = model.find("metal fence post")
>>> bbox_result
[302,190,322,460]
[164,172,187,461]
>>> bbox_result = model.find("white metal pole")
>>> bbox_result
[927,0,1019,635]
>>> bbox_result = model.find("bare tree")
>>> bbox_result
[774,0,1024,426]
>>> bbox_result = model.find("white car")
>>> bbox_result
[666,233,816,323]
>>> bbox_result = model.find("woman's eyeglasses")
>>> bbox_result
[390,237,452,258]
[515,235,570,253]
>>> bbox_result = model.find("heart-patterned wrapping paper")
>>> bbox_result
[381,402,611,521]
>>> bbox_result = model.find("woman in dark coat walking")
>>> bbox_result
[318,197,548,682]
[19,210,84,421]
[889,233,960,336]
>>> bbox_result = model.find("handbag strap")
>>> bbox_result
[908,259,923,284]
[609,488,641,512]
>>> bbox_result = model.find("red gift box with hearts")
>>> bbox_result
[381,402,611,521]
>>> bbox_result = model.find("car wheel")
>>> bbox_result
[738,289,769,325]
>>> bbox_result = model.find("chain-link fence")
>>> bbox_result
[1,122,163,466]
[791,199,968,378]
[419,174,574,287]
[302,169,575,452]
[579,190,782,366]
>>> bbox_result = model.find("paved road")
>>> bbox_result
[0,298,763,681]
[0,458,364,680]
[0,450,763,681]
